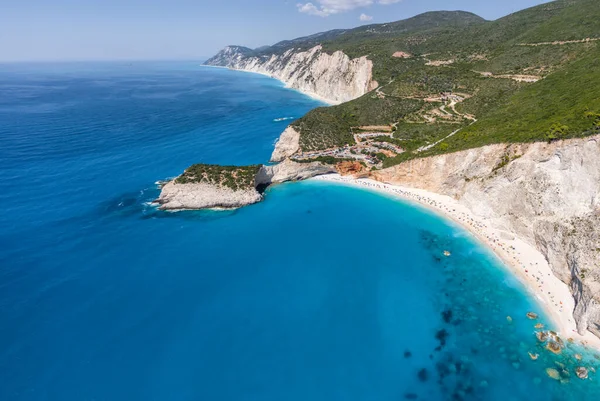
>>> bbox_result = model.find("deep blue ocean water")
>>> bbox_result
[1,61,599,401]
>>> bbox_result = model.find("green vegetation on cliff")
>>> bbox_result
[176,164,261,191]
[282,0,600,166]
[439,49,600,151]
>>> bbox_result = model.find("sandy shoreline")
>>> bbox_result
[311,173,600,350]
[199,65,337,105]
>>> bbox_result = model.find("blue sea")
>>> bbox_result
[1,61,599,401]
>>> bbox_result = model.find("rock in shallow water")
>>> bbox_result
[576,367,589,380]
[546,341,563,354]
[546,368,561,380]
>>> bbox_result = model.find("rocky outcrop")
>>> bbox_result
[256,159,335,185]
[156,181,262,210]
[372,135,600,339]
[271,126,300,162]
[157,160,334,210]
[205,45,377,104]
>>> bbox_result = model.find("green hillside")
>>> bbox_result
[286,0,600,167]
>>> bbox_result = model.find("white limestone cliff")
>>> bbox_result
[156,181,262,210]
[205,45,378,104]
[256,159,335,185]
[372,135,600,339]
[271,126,301,163]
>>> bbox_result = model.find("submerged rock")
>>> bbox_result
[576,367,589,380]
[528,352,539,361]
[435,329,449,348]
[545,341,563,354]
[546,368,561,380]
[536,331,549,342]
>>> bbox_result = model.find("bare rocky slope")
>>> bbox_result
[205,45,377,104]
[157,181,262,210]
[372,135,600,338]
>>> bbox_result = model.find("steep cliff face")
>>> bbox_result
[373,136,600,338]
[270,126,300,163]
[156,181,262,210]
[205,45,377,104]
[256,159,335,185]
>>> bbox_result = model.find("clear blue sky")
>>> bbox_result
[1,0,551,62]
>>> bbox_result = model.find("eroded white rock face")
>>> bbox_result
[206,45,377,104]
[271,126,300,162]
[374,135,600,338]
[256,159,335,185]
[157,181,262,210]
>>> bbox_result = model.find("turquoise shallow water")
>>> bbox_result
[1,61,599,401]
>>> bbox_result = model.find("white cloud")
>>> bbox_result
[297,1,373,17]
[297,2,331,17]
[360,13,373,21]
[297,0,401,17]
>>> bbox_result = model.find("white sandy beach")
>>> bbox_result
[312,173,600,350]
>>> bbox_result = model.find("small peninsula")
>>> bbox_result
[157,164,264,210]
[156,159,334,210]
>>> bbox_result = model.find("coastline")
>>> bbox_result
[199,65,337,105]
[311,173,600,351]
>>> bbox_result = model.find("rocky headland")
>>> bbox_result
[156,159,334,211]
[204,45,378,104]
